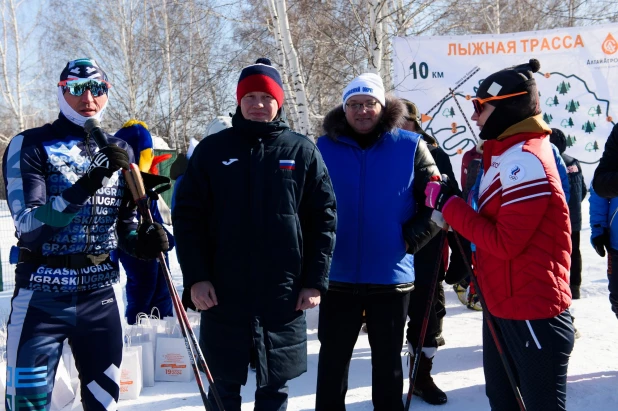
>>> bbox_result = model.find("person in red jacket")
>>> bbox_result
[424,59,575,410]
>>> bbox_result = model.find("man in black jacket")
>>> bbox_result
[401,99,468,405]
[172,58,337,411]
[551,128,587,298]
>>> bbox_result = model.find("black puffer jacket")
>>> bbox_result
[413,142,469,286]
[173,109,337,386]
[562,153,587,231]
[593,124,618,198]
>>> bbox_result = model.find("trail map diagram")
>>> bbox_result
[394,24,618,184]
[423,71,615,167]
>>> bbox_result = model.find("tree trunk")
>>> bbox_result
[274,0,313,138]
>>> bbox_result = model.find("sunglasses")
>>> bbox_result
[471,91,528,115]
[58,78,112,97]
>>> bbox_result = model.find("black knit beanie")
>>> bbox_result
[477,59,541,140]
[550,128,567,154]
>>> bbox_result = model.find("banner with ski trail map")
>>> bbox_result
[393,23,618,185]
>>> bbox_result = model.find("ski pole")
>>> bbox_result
[451,231,526,411]
[124,163,225,411]
[404,228,447,410]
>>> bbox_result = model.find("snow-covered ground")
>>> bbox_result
[1,200,617,410]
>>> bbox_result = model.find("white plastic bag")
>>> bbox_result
[119,345,142,400]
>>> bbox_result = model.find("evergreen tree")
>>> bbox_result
[566,100,578,113]
[568,117,574,127]
[554,95,559,105]
[594,141,599,151]
[566,135,573,147]
[597,104,602,116]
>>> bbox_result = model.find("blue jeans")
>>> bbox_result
[208,380,289,411]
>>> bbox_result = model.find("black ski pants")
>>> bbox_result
[570,231,582,290]
[406,281,446,348]
[208,380,289,411]
[315,289,409,411]
[483,309,575,411]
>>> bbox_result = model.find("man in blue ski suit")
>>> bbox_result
[2,58,169,411]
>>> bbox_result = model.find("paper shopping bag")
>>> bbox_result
[119,345,142,400]
[155,336,191,382]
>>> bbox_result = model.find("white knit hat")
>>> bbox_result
[342,73,386,111]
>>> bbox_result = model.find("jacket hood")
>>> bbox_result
[322,95,405,140]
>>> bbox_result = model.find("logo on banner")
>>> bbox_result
[602,33,618,55]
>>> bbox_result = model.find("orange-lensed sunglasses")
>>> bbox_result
[472,91,528,115]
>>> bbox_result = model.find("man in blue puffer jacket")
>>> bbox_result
[315,73,440,411]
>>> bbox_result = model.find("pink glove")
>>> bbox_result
[425,181,443,209]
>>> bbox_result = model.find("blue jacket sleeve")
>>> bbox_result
[589,186,609,241]
[552,144,570,202]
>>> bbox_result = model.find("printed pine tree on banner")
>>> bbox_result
[557,81,570,95]
[594,141,599,151]
[582,120,596,133]
[566,135,574,147]
[566,100,579,113]
[543,113,553,124]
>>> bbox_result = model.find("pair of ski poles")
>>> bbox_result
[403,226,526,411]
[122,163,225,410]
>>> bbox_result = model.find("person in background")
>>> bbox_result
[424,59,574,410]
[173,58,336,411]
[550,128,586,299]
[400,99,468,405]
[115,120,175,323]
[315,73,440,411]
[2,58,169,411]
[591,123,618,318]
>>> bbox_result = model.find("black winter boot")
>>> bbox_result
[413,352,447,405]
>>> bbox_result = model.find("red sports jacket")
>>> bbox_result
[443,116,572,320]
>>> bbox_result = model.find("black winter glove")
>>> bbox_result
[136,222,169,259]
[77,146,130,195]
[592,227,610,257]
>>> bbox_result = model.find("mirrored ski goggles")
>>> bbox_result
[471,91,528,115]
[58,78,112,97]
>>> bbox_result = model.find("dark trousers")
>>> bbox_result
[483,309,575,411]
[6,286,123,411]
[208,380,289,411]
[315,290,409,411]
[406,282,445,348]
[570,231,582,289]
[608,250,618,318]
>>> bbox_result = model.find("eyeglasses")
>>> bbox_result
[471,91,528,115]
[58,78,112,97]
[346,101,379,111]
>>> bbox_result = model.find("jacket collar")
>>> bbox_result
[496,114,551,141]
[231,106,289,143]
[322,95,405,141]
[483,115,551,164]
[53,113,88,138]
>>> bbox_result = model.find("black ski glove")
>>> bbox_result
[77,146,130,195]
[592,227,610,257]
[136,222,170,259]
